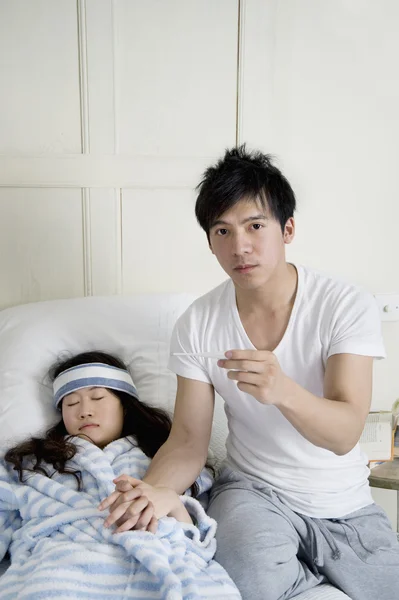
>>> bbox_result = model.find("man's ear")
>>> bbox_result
[283,217,295,245]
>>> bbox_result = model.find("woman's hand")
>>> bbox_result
[98,477,158,533]
[98,475,192,533]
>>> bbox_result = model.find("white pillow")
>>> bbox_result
[0,294,228,464]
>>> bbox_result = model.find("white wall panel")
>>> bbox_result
[114,0,238,156]
[0,189,84,308]
[121,188,226,294]
[240,0,399,291]
[0,155,209,189]
[0,0,81,154]
[85,188,122,295]
[85,0,117,154]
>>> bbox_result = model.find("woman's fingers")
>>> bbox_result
[134,502,155,530]
[114,500,154,533]
[105,494,151,528]
[114,513,141,533]
[147,516,158,534]
[113,475,143,486]
[99,477,139,510]
[98,490,121,511]
[100,478,161,534]
[106,488,143,514]
[115,480,135,493]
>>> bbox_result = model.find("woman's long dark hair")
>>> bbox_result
[5,351,205,495]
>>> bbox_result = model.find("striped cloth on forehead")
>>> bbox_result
[53,362,139,408]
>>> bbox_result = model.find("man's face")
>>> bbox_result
[208,198,295,291]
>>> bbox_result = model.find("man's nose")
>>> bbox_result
[232,232,252,255]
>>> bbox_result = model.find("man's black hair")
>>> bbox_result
[195,145,296,240]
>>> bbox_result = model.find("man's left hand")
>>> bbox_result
[218,349,286,406]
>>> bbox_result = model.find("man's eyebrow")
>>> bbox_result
[210,214,267,228]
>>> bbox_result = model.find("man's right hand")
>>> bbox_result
[98,475,184,532]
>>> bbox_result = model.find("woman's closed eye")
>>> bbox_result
[66,397,103,407]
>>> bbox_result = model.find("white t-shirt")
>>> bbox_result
[168,264,386,519]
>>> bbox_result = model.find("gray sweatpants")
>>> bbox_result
[208,467,399,600]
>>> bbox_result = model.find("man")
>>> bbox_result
[104,146,399,599]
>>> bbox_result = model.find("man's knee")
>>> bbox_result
[209,493,300,600]
[217,541,292,597]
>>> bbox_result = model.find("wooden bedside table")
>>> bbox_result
[369,459,399,532]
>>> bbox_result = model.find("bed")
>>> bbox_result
[0,294,351,599]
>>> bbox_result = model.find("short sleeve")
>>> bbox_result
[167,310,212,385]
[327,288,385,360]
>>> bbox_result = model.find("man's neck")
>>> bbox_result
[235,262,298,317]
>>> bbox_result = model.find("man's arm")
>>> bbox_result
[221,350,373,456]
[278,353,373,455]
[98,376,215,529]
[144,375,215,493]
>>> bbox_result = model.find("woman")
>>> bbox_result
[0,351,240,599]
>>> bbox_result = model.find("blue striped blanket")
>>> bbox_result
[0,436,240,599]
